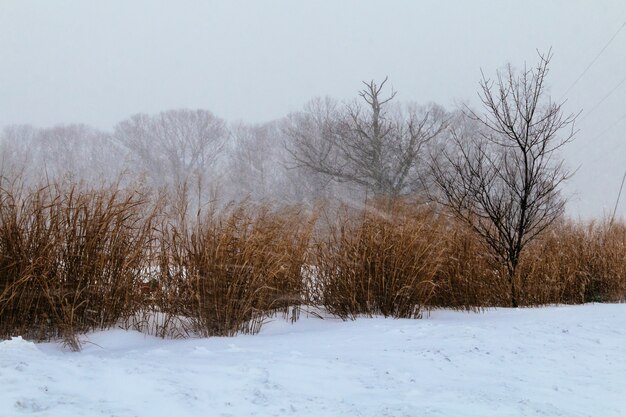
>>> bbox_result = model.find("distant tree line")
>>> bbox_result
[0,52,575,306]
[0,81,451,206]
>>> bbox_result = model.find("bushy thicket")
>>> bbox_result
[1,185,624,349]
[310,202,442,320]
[0,185,154,350]
[146,204,316,338]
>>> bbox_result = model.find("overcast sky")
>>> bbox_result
[0,1,625,218]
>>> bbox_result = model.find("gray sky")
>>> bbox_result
[1,0,625,218]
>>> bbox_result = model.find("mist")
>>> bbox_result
[1,1,625,218]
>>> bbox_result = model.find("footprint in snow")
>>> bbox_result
[191,346,212,356]
[15,398,49,412]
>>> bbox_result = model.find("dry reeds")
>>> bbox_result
[151,204,315,337]
[518,220,626,305]
[0,185,154,350]
[311,202,442,319]
[430,220,510,309]
[1,185,625,348]
[431,217,626,308]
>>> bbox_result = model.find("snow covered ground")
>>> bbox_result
[1,304,625,417]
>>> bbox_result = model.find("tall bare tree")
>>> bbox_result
[225,119,338,205]
[285,78,447,198]
[114,109,227,193]
[227,121,284,200]
[0,124,123,187]
[432,51,577,307]
[0,125,38,184]
[37,124,122,184]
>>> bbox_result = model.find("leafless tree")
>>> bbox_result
[0,124,123,187]
[285,78,447,198]
[431,51,577,307]
[227,121,283,200]
[114,109,227,194]
[225,119,337,205]
[37,124,123,184]
[0,125,38,184]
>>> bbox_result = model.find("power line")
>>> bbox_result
[610,169,626,226]
[560,21,626,99]
[579,76,626,123]
[590,113,626,142]
[572,113,626,160]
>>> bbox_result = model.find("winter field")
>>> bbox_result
[1,304,625,417]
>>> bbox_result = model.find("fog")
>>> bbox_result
[1,1,625,218]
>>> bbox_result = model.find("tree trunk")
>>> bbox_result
[508,268,518,308]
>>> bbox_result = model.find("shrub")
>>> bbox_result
[311,202,441,319]
[0,185,154,350]
[152,203,315,336]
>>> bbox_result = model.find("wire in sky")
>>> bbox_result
[610,169,626,225]
[574,112,626,156]
[580,76,626,123]
[589,113,626,142]
[573,115,626,183]
[561,21,626,99]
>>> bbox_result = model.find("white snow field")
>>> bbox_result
[1,304,625,417]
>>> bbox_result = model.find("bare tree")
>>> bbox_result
[114,109,227,194]
[0,125,38,184]
[285,78,447,198]
[431,51,577,307]
[0,124,123,187]
[226,121,281,199]
[224,119,337,205]
[37,124,123,184]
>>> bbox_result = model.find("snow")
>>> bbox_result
[1,304,626,417]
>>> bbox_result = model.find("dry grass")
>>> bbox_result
[518,220,626,305]
[431,217,626,308]
[0,185,154,350]
[150,203,316,337]
[1,186,625,347]
[429,220,510,309]
[310,202,442,319]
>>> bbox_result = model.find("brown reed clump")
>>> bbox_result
[581,221,626,302]
[2,184,625,347]
[152,203,315,337]
[429,218,510,309]
[0,185,155,350]
[517,220,626,305]
[311,201,442,320]
[431,215,626,308]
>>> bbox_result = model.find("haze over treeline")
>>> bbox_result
[0,80,447,208]
[0,66,620,222]
[0,1,624,218]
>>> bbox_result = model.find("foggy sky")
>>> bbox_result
[1,0,625,218]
